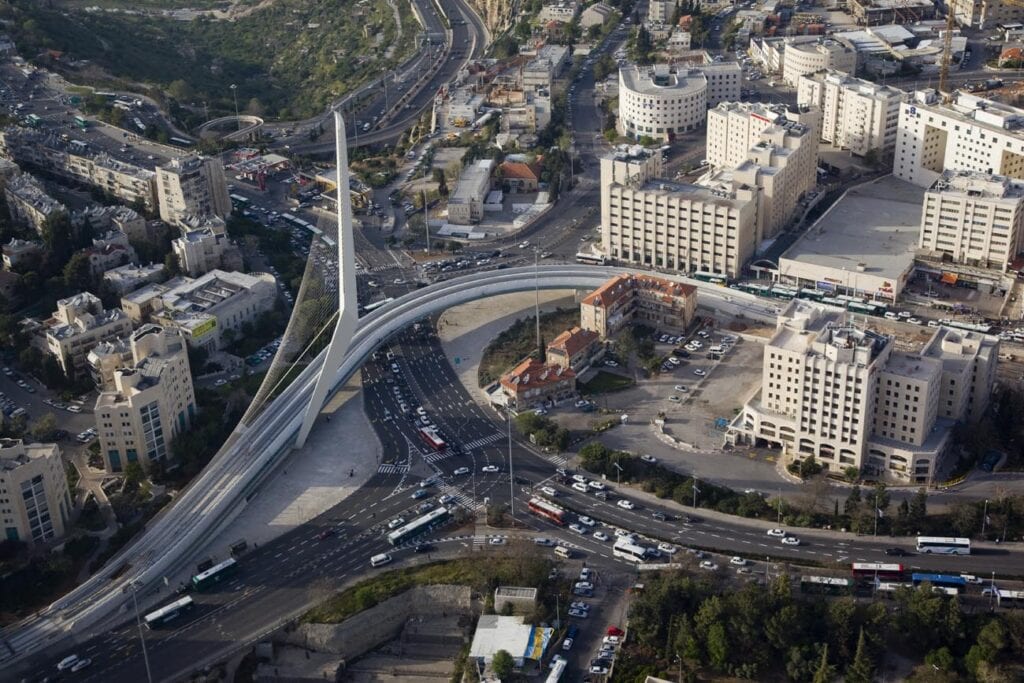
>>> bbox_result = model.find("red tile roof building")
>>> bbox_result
[580,273,697,339]
[498,159,543,193]
[499,358,577,409]
[546,326,602,372]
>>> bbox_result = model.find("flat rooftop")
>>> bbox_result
[780,175,924,283]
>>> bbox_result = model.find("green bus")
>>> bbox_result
[74,116,89,130]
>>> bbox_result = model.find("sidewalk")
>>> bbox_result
[436,290,578,407]
[163,375,382,592]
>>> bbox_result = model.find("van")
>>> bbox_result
[709,345,724,354]
[555,546,572,559]
[370,553,392,567]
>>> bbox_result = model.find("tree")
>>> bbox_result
[909,487,928,530]
[62,252,93,291]
[705,622,729,669]
[167,79,193,101]
[30,413,58,441]
[491,649,514,679]
[845,628,874,683]
[845,485,862,517]
[812,643,835,683]
[164,251,182,277]
[432,168,448,197]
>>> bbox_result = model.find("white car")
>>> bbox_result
[673,385,687,392]
[640,454,657,463]
[766,528,786,537]
[667,357,681,365]
[578,515,596,527]
[657,542,677,555]
[574,581,594,591]
[587,480,606,491]
[562,637,575,651]
[614,528,635,539]
[481,465,500,473]
[453,467,470,476]
[781,536,801,546]
[387,517,406,529]
[730,556,747,566]
[572,474,589,484]
[569,523,587,534]
[571,482,590,493]
[593,531,610,542]
[693,368,707,377]
[488,537,506,545]
[699,560,719,571]
[70,658,92,673]
[540,486,558,497]
[57,655,81,671]
[616,499,636,510]
[603,635,621,646]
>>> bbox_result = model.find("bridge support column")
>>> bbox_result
[296,110,360,448]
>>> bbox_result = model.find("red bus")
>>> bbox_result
[418,427,446,452]
[851,563,904,580]
[528,497,567,526]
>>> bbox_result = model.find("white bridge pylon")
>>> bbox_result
[296,110,359,448]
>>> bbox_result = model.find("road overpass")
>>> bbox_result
[0,265,774,665]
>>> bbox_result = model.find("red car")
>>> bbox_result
[606,626,625,638]
[316,529,336,541]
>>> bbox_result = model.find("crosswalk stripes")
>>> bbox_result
[547,454,569,468]
[463,433,503,451]
[424,450,453,463]
[378,463,410,474]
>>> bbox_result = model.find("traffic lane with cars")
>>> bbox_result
[28,468,454,683]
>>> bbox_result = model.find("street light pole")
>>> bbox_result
[692,477,699,509]
[508,408,515,526]
[128,582,154,683]
[981,499,989,538]
[230,84,240,132]
[534,247,541,355]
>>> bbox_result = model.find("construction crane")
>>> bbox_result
[938,6,956,98]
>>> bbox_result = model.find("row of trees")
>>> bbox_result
[615,570,1024,681]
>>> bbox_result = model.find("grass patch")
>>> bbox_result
[581,370,633,394]
[303,551,552,625]
[478,307,580,387]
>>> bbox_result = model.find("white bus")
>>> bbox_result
[916,536,971,555]
[612,538,649,563]
[997,589,1024,608]
[546,655,568,683]
[143,596,194,629]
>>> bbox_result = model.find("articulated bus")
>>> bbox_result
[575,252,606,265]
[169,136,194,147]
[143,596,194,629]
[770,285,800,300]
[527,497,567,526]
[916,536,971,555]
[387,506,451,546]
[418,427,446,452]
[612,538,650,563]
[361,297,394,315]
[192,558,238,591]
[911,573,967,592]
[800,576,852,595]
[851,563,904,581]
[798,288,826,302]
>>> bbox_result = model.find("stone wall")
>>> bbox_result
[280,585,472,661]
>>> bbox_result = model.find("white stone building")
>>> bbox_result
[0,438,71,545]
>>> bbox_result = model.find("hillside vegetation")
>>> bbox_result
[2,0,415,120]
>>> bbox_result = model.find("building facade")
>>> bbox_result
[155,156,232,227]
[952,0,1024,29]
[172,228,234,276]
[5,173,65,235]
[580,273,698,339]
[797,69,907,156]
[730,300,998,483]
[499,358,576,409]
[706,102,796,170]
[0,438,72,545]
[919,170,1024,270]
[781,38,858,87]
[600,149,758,278]
[151,269,278,351]
[102,262,166,295]
[448,159,494,225]
[895,90,1024,188]
[617,63,741,142]
[546,326,602,372]
[43,292,134,377]
[95,325,196,473]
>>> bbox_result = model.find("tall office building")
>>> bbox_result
[796,69,907,157]
[894,90,1024,188]
[155,156,232,227]
[0,438,72,545]
[919,170,1024,270]
[730,300,999,483]
[95,325,196,473]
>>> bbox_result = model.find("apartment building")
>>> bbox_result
[5,173,65,235]
[43,292,134,377]
[172,227,235,276]
[781,38,857,87]
[102,262,166,295]
[155,156,232,227]
[85,230,137,276]
[546,326,602,372]
[87,337,133,389]
[919,170,1024,270]
[74,204,147,243]
[580,273,698,339]
[648,0,673,22]
[580,1,615,27]
[151,269,278,351]
[499,358,576,410]
[895,90,1024,188]
[797,69,907,156]
[730,300,998,483]
[706,102,795,169]
[95,325,196,473]
[1,237,41,270]
[600,149,758,278]
[848,0,936,25]
[951,0,1024,29]
[0,438,71,545]
[448,159,495,225]
[0,127,157,210]
[618,63,741,142]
